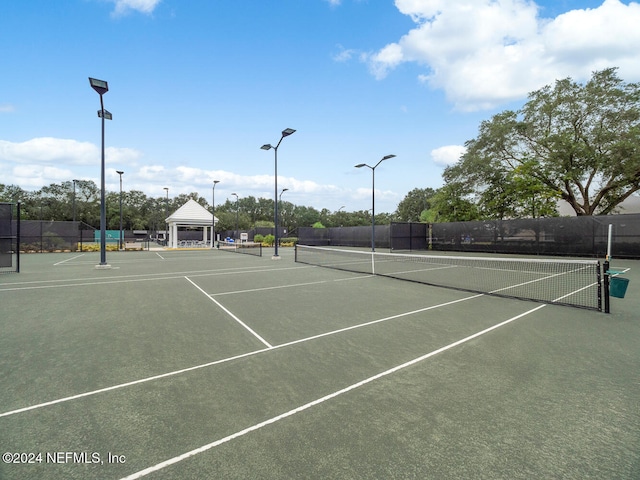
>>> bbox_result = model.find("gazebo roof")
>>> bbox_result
[166,199,217,226]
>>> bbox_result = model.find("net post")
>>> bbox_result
[294,243,298,263]
[597,261,602,312]
[370,250,375,275]
[16,202,21,273]
[603,260,610,314]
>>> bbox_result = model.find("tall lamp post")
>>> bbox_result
[72,179,79,222]
[89,77,111,267]
[279,188,289,238]
[116,170,124,250]
[261,127,295,259]
[355,154,396,252]
[163,187,169,246]
[231,193,239,242]
[212,180,220,248]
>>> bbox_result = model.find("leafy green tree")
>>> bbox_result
[0,184,28,204]
[447,68,640,216]
[293,205,321,227]
[396,188,436,222]
[428,183,480,222]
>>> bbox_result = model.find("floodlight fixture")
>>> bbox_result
[89,77,108,95]
[98,109,113,120]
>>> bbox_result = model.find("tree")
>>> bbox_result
[293,205,321,227]
[428,183,479,222]
[446,68,640,216]
[396,188,436,222]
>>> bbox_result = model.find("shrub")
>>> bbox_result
[279,237,298,247]
[263,234,275,246]
[254,234,264,243]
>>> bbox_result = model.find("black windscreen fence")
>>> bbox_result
[299,215,640,259]
[298,225,391,249]
[20,221,80,252]
[0,203,19,273]
[427,214,640,258]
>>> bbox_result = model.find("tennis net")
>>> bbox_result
[295,245,603,311]
[218,240,263,257]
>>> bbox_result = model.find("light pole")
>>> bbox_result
[212,180,220,248]
[355,154,396,252]
[163,187,169,246]
[89,77,111,267]
[116,170,124,250]
[231,193,239,242]
[261,127,295,259]
[279,188,289,240]
[72,179,79,222]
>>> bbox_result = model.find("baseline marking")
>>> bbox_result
[0,264,301,291]
[120,304,547,479]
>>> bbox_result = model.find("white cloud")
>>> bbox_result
[111,0,161,16]
[106,147,143,165]
[365,0,640,110]
[0,138,97,165]
[137,165,166,180]
[0,104,15,113]
[431,145,466,166]
[11,164,75,189]
[332,45,358,62]
[0,137,142,166]
[0,138,394,211]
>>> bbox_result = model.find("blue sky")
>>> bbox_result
[1,0,639,213]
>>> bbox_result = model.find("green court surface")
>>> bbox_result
[1,248,638,479]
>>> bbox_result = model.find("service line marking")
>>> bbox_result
[184,276,273,348]
[53,254,85,266]
[0,291,486,419]
[120,304,547,479]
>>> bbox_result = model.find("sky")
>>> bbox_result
[1,0,640,214]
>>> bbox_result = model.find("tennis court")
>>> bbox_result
[1,247,638,479]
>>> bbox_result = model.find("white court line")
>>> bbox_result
[212,274,373,296]
[0,348,270,418]
[156,252,165,260]
[552,283,597,303]
[0,292,484,418]
[184,276,273,349]
[120,303,547,480]
[609,267,631,276]
[0,264,303,291]
[489,267,590,294]
[53,254,85,265]
[0,275,184,292]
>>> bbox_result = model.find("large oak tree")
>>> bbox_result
[445,68,640,216]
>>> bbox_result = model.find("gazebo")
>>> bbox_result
[165,199,218,248]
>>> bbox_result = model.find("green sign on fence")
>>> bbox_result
[94,230,121,243]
